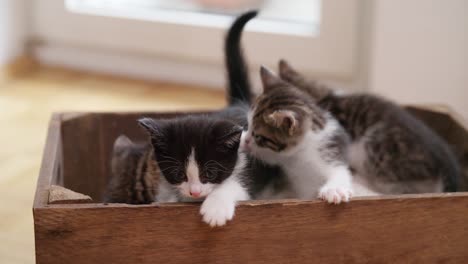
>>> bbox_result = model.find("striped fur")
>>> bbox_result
[104,135,159,204]
[278,59,460,194]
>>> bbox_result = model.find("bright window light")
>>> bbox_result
[65,0,321,36]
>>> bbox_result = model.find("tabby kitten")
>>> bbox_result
[240,67,354,204]
[278,60,460,194]
[104,135,159,204]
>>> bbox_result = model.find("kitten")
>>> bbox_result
[104,10,260,207]
[139,115,282,226]
[139,10,285,227]
[240,67,354,204]
[277,60,460,194]
[104,135,159,204]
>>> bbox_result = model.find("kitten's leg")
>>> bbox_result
[318,166,353,204]
[316,120,353,204]
[200,176,249,227]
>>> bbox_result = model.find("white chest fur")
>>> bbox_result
[282,152,326,198]
[280,126,339,199]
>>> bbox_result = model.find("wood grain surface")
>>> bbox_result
[34,193,468,264]
[406,105,468,190]
[33,113,61,208]
[48,185,92,204]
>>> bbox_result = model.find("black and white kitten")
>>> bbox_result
[139,114,281,226]
[277,60,460,194]
[139,11,283,227]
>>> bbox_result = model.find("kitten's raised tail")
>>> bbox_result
[225,10,258,105]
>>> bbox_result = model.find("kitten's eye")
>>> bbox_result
[255,135,274,144]
[204,171,217,181]
[254,135,265,142]
[167,170,186,182]
[174,173,186,182]
[254,134,278,147]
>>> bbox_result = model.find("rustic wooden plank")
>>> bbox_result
[60,113,103,200]
[406,105,468,191]
[35,194,468,264]
[48,185,92,204]
[406,104,468,146]
[33,113,62,208]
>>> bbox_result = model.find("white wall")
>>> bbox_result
[368,0,468,119]
[2,0,467,119]
[0,0,29,65]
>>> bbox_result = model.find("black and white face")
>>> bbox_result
[139,117,243,199]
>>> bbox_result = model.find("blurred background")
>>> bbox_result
[0,0,467,263]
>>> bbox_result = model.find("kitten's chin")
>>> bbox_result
[239,144,251,154]
[239,131,251,153]
[181,192,208,200]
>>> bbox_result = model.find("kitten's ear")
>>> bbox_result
[260,66,283,91]
[138,118,166,149]
[265,110,298,136]
[113,135,133,152]
[138,118,162,137]
[278,59,300,82]
[215,125,243,151]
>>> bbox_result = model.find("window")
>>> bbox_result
[66,0,321,36]
[32,0,359,87]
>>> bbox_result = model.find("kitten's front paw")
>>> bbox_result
[200,194,236,227]
[318,185,353,204]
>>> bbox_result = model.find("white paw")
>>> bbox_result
[318,185,353,204]
[200,194,236,227]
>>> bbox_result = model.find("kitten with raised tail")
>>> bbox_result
[240,66,354,204]
[277,60,460,194]
[138,10,284,227]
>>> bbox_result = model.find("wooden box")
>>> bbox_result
[33,106,468,264]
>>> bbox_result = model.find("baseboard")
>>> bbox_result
[2,55,38,77]
[33,43,230,90]
[32,43,357,93]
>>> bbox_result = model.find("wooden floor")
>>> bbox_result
[0,67,225,263]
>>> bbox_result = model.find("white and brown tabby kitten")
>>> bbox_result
[277,60,460,194]
[240,67,354,204]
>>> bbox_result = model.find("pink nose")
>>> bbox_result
[190,191,201,197]
[245,137,251,144]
